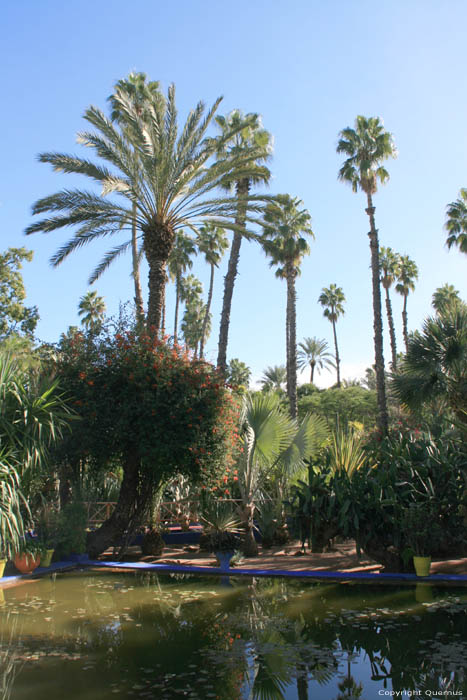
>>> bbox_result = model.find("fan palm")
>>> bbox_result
[392,304,467,428]
[262,194,314,418]
[26,85,269,334]
[78,290,106,331]
[196,223,229,358]
[107,72,163,323]
[318,284,346,387]
[261,365,287,392]
[432,283,462,315]
[297,337,334,384]
[445,189,467,255]
[395,254,418,351]
[379,246,400,368]
[215,110,272,375]
[167,231,197,343]
[337,115,397,434]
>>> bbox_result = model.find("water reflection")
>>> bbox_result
[0,572,465,699]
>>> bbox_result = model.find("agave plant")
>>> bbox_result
[0,455,27,559]
[200,500,242,552]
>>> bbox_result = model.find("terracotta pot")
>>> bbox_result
[14,553,41,574]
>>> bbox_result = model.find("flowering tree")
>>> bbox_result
[54,328,239,556]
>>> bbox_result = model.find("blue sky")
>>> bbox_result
[2,0,466,386]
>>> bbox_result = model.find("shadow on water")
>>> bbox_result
[0,571,466,699]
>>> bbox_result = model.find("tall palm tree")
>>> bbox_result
[261,365,287,392]
[432,283,462,315]
[215,110,272,375]
[26,85,269,335]
[78,290,106,331]
[337,115,397,434]
[395,254,418,351]
[318,284,345,388]
[167,231,197,343]
[297,337,334,384]
[107,72,163,324]
[445,189,467,255]
[196,224,229,358]
[262,195,313,418]
[379,246,400,369]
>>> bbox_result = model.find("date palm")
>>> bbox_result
[168,231,197,343]
[395,254,418,351]
[261,365,287,392]
[107,72,163,323]
[78,290,106,331]
[196,223,229,358]
[215,110,272,375]
[379,246,400,368]
[337,115,397,434]
[318,284,345,387]
[445,189,467,255]
[26,85,269,335]
[262,195,313,418]
[297,337,334,384]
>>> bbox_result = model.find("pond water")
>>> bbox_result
[0,570,466,699]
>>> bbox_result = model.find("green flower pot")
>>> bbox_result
[0,559,6,578]
[41,549,54,568]
[413,555,431,577]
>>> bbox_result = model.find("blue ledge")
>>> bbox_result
[85,560,467,584]
[0,560,84,587]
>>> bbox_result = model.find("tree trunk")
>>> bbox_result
[365,194,389,436]
[217,178,249,376]
[332,318,341,387]
[173,273,180,344]
[287,266,298,419]
[87,452,153,559]
[131,202,145,325]
[310,362,315,384]
[144,224,175,335]
[200,263,215,359]
[161,299,166,336]
[402,294,409,351]
[385,286,398,369]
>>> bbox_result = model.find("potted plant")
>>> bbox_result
[14,537,45,574]
[36,504,60,567]
[201,504,242,571]
[0,461,28,577]
[55,501,88,562]
[404,503,440,577]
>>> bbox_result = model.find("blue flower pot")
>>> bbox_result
[215,551,235,571]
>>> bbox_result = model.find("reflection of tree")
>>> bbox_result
[0,610,25,700]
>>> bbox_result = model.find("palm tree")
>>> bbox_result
[167,232,197,343]
[261,365,287,392]
[215,110,272,375]
[392,304,467,429]
[26,85,269,335]
[78,290,106,331]
[432,283,462,314]
[297,337,334,384]
[262,195,314,418]
[107,72,163,324]
[226,358,251,387]
[337,115,397,434]
[318,284,346,387]
[445,189,467,255]
[196,224,229,358]
[395,254,418,351]
[379,246,400,369]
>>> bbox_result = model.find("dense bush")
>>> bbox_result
[298,385,377,427]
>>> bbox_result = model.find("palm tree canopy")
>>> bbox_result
[336,115,397,194]
[261,365,287,391]
[379,246,400,289]
[395,255,418,297]
[196,223,229,267]
[168,231,197,282]
[78,290,106,329]
[297,337,334,374]
[318,284,346,323]
[179,274,203,306]
[432,284,463,314]
[261,194,314,277]
[445,188,467,255]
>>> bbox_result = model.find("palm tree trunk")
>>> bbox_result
[332,318,341,387]
[217,178,249,376]
[402,295,409,351]
[287,266,298,419]
[310,362,315,384]
[365,193,389,436]
[161,300,166,335]
[131,202,145,325]
[144,225,174,335]
[200,263,215,359]
[174,273,180,344]
[385,286,398,368]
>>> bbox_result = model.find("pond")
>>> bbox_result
[0,570,466,699]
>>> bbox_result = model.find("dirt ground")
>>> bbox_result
[102,540,467,576]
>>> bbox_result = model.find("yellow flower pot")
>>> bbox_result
[0,558,6,578]
[413,555,431,577]
[41,549,54,568]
